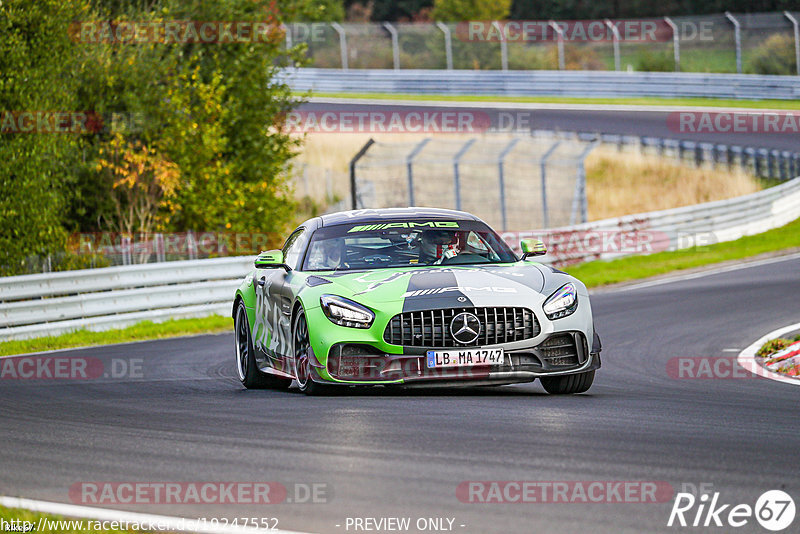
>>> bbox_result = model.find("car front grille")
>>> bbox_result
[383,307,539,348]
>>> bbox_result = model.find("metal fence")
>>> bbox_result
[349,136,597,232]
[289,162,350,212]
[11,127,796,275]
[287,11,800,74]
[545,130,800,181]
[501,174,800,265]
[347,128,800,234]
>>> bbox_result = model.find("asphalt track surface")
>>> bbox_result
[298,100,800,152]
[2,255,800,534]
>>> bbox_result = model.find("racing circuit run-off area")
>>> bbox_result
[2,1,800,534]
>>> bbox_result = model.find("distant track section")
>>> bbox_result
[299,99,800,152]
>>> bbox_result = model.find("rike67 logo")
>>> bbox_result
[668,490,795,531]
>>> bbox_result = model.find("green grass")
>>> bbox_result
[0,315,231,357]
[611,47,738,74]
[303,91,800,110]
[757,335,800,357]
[756,334,800,379]
[567,217,800,288]
[0,505,141,534]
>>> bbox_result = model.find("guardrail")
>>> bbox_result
[0,257,253,341]
[501,175,800,265]
[280,68,800,100]
[3,172,799,341]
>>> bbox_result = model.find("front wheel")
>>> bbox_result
[540,370,595,394]
[293,308,337,396]
[235,301,291,390]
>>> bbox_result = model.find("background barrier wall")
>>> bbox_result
[0,257,251,341]
[279,68,800,100]
[502,174,800,264]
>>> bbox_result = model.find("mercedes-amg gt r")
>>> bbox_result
[232,208,601,395]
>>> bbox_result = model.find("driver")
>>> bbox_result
[318,238,348,270]
[420,230,460,264]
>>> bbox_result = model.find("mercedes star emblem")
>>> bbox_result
[450,312,481,344]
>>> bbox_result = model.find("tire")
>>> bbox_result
[540,370,595,394]
[235,301,291,390]
[293,308,337,396]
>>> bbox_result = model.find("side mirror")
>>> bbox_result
[255,250,288,270]
[520,238,546,259]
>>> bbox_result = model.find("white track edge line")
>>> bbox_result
[597,252,800,294]
[0,331,230,359]
[736,323,800,386]
[0,496,313,534]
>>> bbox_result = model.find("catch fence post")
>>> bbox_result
[497,138,521,231]
[383,22,400,70]
[453,139,477,211]
[604,19,621,71]
[331,22,348,70]
[349,138,375,209]
[406,138,432,206]
[664,17,680,71]
[540,140,561,228]
[548,21,565,70]
[724,12,742,74]
[436,22,454,70]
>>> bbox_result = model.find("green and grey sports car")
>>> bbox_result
[232,208,601,395]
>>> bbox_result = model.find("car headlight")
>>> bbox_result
[543,283,578,320]
[320,295,375,329]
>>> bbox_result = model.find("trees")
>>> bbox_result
[0,0,88,274]
[353,0,800,22]
[0,0,320,274]
[96,134,180,238]
[84,0,309,243]
[432,0,512,21]
[747,34,798,75]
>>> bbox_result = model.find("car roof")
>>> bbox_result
[318,207,481,227]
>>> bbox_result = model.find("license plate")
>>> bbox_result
[426,348,504,368]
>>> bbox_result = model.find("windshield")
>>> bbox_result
[302,220,517,271]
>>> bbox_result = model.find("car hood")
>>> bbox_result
[318,263,549,309]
